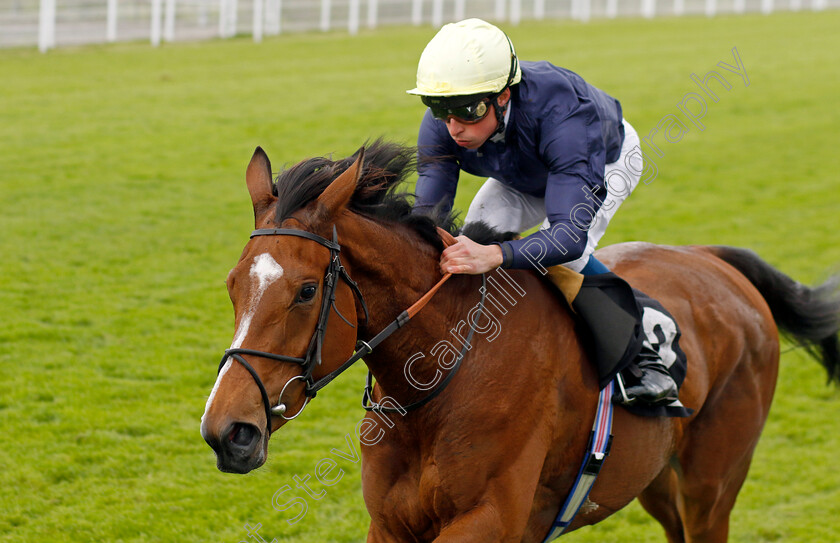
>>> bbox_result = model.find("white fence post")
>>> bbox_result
[454,0,466,21]
[606,0,618,18]
[812,0,826,9]
[368,0,378,28]
[578,0,591,20]
[790,0,801,10]
[106,0,118,42]
[253,0,263,41]
[761,0,773,13]
[164,0,176,41]
[705,0,716,16]
[431,0,443,26]
[571,0,591,20]
[230,0,238,37]
[642,0,656,18]
[38,0,56,52]
[734,0,746,12]
[534,0,545,19]
[348,0,360,34]
[199,0,208,26]
[510,0,522,24]
[151,0,163,45]
[231,0,239,37]
[412,0,423,25]
[219,0,237,38]
[218,0,225,36]
[495,0,507,21]
[265,0,281,34]
[320,0,331,32]
[674,0,685,15]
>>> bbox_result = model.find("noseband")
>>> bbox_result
[217,226,485,437]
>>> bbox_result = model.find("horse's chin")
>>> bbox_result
[217,455,265,474]
[216,438,267,474]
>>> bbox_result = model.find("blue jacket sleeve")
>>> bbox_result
[414,110,460,216]
[499,98,606,270]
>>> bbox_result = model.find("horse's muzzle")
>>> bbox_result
[202,420,266,474]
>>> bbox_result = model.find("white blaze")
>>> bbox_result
[202,253,285,419]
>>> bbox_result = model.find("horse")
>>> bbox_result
[200,141,840,542]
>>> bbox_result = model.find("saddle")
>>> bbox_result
[545,265,692,418]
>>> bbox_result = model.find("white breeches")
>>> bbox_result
[464,119,643,272]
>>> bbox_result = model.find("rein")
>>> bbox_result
[217,226,484,436]
[363,272,486,414]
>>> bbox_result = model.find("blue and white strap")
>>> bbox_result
[543,380,615,541]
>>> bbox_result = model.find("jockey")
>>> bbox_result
[408,18,678,406]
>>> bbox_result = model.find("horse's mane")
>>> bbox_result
[271,139,516,251]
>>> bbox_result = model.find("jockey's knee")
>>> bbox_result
[578,256,610,275]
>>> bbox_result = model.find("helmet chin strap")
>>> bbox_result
[490,34,517,139]
[490,92,510,138]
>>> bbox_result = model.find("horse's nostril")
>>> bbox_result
[229,423,257,448]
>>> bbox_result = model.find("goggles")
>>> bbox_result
[422,94,493,123]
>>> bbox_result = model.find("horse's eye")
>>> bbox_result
[296,284,318,303]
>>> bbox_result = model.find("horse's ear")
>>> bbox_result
[316,147,364,219]
[246,147,275,219]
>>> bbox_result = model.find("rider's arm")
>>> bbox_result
[497,101,608,270]
[414,110,461,216]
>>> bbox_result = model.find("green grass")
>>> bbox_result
[1,11,839,542]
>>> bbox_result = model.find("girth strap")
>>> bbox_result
[543,380,616,541]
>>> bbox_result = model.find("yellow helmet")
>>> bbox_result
[407,18,521,97]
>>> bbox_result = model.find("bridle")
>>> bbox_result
[217,226,485,437]
[218,226,365,429]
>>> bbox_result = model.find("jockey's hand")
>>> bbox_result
[440,236,504,275]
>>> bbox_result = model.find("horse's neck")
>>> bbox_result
[339,214,436,312]
[338,214,472,399]
[338,214,599,433]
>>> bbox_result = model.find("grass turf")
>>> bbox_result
[1,10,839,542]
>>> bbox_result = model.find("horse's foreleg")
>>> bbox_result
[365,523,404,543]
[430,463,549,543]
[430,442,550,542]
[431,501,506,542]
[363,498,511,542]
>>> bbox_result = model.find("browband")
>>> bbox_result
[251,228,341,251]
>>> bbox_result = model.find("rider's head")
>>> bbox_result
[407,18,521,148]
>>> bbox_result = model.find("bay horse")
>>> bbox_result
[200,141,840,542]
